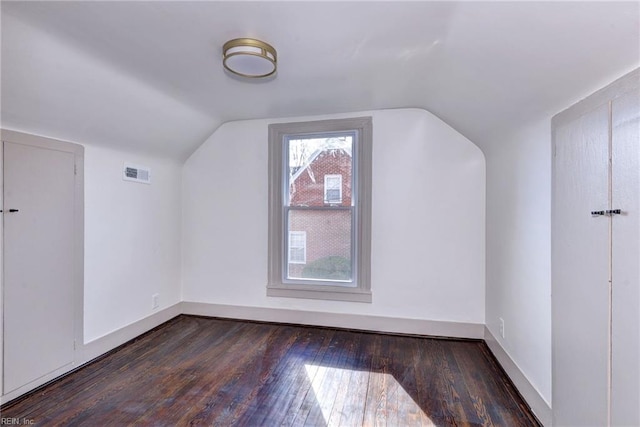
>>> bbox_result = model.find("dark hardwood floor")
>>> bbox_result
[2,315,540,426]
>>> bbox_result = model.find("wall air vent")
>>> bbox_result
[123,163,151,184]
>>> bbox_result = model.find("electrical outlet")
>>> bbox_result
[152,294,159,310]
[499,317,505,338]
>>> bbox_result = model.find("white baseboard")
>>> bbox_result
[82,303,182,362]
[484,326,552,426]
[180,301,485,339]
[1,303,182,405]
[0,362,77,405]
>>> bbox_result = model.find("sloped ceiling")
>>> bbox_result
[1,1,639,159]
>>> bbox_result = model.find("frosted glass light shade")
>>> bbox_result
[223,38,277,78]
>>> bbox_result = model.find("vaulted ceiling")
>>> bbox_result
[2,1,638,159]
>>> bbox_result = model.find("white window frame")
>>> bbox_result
[288,231,306,264]
[268,117,372,303]
[324,174,342,204]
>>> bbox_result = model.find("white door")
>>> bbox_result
[553,103,611,426]
[3,141,77,393]
[611,89,640,426]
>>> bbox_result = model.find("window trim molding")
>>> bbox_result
[268,117,372,303]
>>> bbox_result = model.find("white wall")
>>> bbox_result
[484,118,552,406]
[182,108,486,325]
[84,145,182,342]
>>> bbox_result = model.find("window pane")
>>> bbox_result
[324,175,342,203]
[287,209,353,283]
[325,175,341,189]
[289,136,352,207]
[288,231,306,264]
[325,189,340,203]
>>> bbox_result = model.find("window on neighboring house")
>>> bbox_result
[268,117,372,303]
[324,174,342,204]
[288,231,306,264]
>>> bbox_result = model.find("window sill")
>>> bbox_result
[267,285,372,303]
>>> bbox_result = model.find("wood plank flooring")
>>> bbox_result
[1,315,540,426]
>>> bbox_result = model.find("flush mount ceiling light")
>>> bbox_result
[223,38,277,78]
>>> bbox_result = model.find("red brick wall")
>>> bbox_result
[290,149,352,207]
[288,209,351,278]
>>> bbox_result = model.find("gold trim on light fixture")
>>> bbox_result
[223,38,277,78]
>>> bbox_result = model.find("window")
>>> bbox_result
[268,117,372,303]
[288,231,306,264]
[324,174,342,204]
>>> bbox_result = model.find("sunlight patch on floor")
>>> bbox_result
[304,364,435,426]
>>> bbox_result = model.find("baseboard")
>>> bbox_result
[0,303,182,405]
[180,301,485,339]
[0,362,77,406]
[82,303,182,362]
[484,326,552,426]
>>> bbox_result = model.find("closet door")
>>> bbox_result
[611,89,640,426]
[552,103,611,426]
[3,140,78,394]
[553,69,639,426]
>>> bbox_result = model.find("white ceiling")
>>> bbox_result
[1,1,639,159]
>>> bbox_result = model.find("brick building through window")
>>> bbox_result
[288,144,352,280]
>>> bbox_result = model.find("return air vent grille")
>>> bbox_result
[123,163,151,184]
